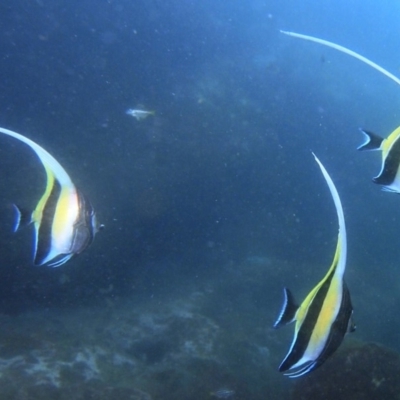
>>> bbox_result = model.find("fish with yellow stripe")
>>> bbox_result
[279,31,400,193]
[357,127,400,193]
[273,154,355,378]
[0,127,102,267]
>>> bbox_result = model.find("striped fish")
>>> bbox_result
[279,32,400,192]
[0,127,101,267]
[357,127,400,193]
[273,154,355,378]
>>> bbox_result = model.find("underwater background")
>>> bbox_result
[1,0,400,399]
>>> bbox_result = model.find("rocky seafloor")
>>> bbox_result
[0,297,285,400]
[0,255,399,400]
[0,256,290,400]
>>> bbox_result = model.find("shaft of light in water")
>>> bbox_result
[280,30,400,88]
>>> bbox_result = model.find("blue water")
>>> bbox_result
[1,0,400,398]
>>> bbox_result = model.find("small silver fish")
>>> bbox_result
[210,389,235,399]
[126,108,155,121]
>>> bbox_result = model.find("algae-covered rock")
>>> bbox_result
[0,382,152,400]
[0,275,288,400]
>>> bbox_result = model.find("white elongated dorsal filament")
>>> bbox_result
[280,30,400,87]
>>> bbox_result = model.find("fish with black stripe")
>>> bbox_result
[0,127,102,267]
[273,154,355,378]
[279,32,400,193]
[357,126,400,193]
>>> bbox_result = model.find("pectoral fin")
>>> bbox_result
[273,288,298,328]
[357,129,384,151]
[12,204,32,232]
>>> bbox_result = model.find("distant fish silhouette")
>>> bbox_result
[126,108,155,121]
[210,388,235,399]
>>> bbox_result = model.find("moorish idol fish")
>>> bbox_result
[280,31,400,194]
[0,127,102,267]
[358,126,400,193]
[273,154,355,378]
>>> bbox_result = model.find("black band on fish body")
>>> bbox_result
[35,179,62,266]
[373,137,400,186]
[278,267,337,373]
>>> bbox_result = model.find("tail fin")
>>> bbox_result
[357,129,384,151]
